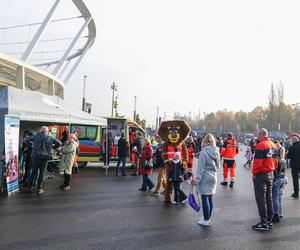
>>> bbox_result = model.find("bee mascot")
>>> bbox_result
[158,120,191,203]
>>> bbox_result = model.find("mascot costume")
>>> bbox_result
[158,120,191,203]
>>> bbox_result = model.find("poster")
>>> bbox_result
[4,115,20,195]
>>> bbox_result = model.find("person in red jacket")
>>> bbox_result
[138,139,155,191]
[186,136,196,179]
[220,133,239,188]
[252,128,278,231]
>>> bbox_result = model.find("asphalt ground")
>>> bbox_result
[1,146,300,250]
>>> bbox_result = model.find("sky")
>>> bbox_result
[1,0,300,126]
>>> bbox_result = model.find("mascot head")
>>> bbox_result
[158,120,191,147]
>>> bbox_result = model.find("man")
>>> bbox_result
[287,136,300,198]
[28,126,61,194]
[284,139,292,168]
[151,136,166,197]
[21,131,34,186]
[130,132,142,176]
[220,133,239,188]
[116,133,129,176]
[252,128,277,231]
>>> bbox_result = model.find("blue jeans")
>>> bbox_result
[278,194,283,216]
[116,157,127,175]
[173,181,187,202]
[272,178,285,214]
[28,158,47,189]
[141,175,154,191]
[201,195,213,221]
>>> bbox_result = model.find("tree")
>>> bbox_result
[267,83,277,130]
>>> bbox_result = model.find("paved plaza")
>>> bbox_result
[1,147,300,250]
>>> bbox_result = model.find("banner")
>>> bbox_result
[4,115,20,195]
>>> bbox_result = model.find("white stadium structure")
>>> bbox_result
[0,0,96,99]
[0,0,106,127]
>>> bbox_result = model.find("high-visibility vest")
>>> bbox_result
[167,145,182,160]
[222,138,239,160]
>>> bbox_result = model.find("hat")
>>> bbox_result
[174,152,181,158]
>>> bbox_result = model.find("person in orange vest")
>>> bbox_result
[252,128,278,231]
[158,120,191,203]
[186,136,196,180]
[220,132,239,188]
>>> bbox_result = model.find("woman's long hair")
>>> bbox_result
[201,133,216,148]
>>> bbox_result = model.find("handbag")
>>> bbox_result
[142,160,153,169]
[188,185,201,212]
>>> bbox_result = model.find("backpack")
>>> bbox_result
[36,138,52,160]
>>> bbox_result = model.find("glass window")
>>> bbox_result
[71,125,86,139]
[86,126,97,140]
[71,125,97,140]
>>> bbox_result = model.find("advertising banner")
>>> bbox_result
[4,115,20,195]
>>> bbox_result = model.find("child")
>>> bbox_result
[244,147,253,168]
[168,152,187,204]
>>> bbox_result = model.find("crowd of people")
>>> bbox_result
[20,126,79,194]
[114,128,300,231]
[18,124,300,232]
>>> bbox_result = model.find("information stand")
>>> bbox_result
[4,115,20,196]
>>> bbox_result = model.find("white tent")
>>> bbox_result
[0,86,106,126]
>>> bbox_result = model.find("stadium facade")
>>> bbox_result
[0,0,96,99]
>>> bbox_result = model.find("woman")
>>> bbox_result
[193,134,220,227]
[272,140,287,223]
[139,139,155,192]
[59,133,78,190]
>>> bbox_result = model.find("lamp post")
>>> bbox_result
[156,106,159,131]
[133,96,137,121]
[111,82,117,117]
[82,75,87,111]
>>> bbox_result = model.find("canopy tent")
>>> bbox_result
[0,86,106,126]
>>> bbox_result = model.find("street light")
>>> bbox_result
[133,96,137,121]
[156,106,159,131]
[82,75,87,111]
[111,82,117,117]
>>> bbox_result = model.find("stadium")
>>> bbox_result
[0,0,104,126]
[0,0,96,98]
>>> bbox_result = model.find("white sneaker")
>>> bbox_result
[181,198,188,204]
[197,216,204,223]
[102,164,107,169]
[197,219,210,227]
[172,201,177,204]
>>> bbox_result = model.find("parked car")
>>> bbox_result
[268,131,288,141]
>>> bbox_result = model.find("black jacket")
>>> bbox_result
[132,138,142,154]
[32,133,61,159]
[168,161,185,182]
[153,143,164,168]
[287,141,300,169]
[117,137,129,157]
